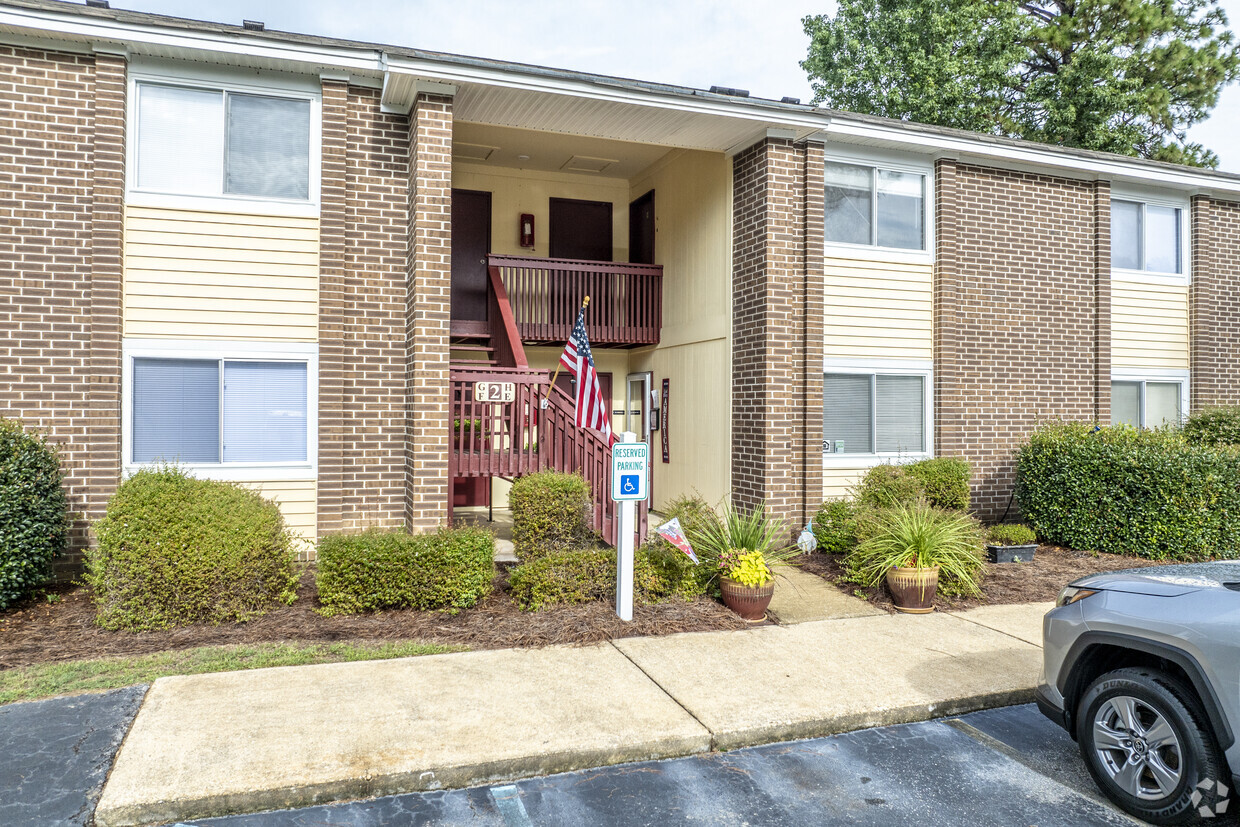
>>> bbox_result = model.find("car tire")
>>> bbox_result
[1076,667,1229,825]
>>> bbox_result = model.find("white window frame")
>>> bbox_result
[126,61,322,218]
[822,146,935,264]
[1110,187,1191,286]
[822,358,934,469]
[122,339,319,482]
[1110,368,1190,429]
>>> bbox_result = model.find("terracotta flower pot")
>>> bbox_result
[885,565,939,614]
[719,575,774,622]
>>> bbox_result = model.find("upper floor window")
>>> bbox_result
[825,162,926,251]
[134,81,312,202]
[1111,199,1183,275]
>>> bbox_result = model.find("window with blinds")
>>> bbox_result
[132,358,308,464]
[1111,379,1183,429]
[135,82,312,201]
[823,372,926,455]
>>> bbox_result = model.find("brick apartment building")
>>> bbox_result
[2,0,1239,571]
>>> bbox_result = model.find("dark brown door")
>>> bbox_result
[549,198,612,262]
[555,371,613,431]
[629,190,655,264]
[451,189,492,321]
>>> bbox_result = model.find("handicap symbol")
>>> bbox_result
[621,474,639,495]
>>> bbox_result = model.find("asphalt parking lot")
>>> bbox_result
[191,704,1166,826]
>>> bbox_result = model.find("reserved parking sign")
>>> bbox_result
[610,442,648,501]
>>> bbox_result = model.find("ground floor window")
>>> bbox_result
[123,340,317,479]
[1111,373,1187,429]
[823,363,931,458]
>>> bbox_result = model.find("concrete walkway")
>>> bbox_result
[93,601,1053,827]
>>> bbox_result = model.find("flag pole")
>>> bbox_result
[544,295,590,403]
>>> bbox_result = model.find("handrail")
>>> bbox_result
[486,264,528,368]
[488,254,662,347]
[449,365,647,546]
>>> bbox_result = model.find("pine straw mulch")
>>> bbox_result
[0,567,748,671]
[793,544,1167,614]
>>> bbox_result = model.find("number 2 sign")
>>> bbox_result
[473,382,515,403]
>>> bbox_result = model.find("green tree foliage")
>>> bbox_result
[802,0,1240,167]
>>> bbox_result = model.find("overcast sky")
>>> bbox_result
[125,0,1240,171]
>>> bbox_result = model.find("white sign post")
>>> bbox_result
[610,432,648,622]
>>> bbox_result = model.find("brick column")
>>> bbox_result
[730,137,809,530]
[1092,180,1112,423]
[933,158,961,458]
[1190,195,1222,410]
[802,141,826,522]
[83,52,126,554]
[317,78,349,534]
[404,93,453,531]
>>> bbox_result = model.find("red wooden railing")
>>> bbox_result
[449,365,647,546]
[489,254,662,346]
[486,263,527,368]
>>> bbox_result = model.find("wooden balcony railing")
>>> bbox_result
[489,255,662,347]
[449,365,647,547]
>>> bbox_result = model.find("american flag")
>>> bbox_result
[558,306,613,442]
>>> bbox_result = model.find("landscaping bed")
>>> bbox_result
[794,544,1165,613]
[0,566,746,672]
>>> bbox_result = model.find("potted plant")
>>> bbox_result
[986,523,1038,563]
[847,503,985,613]
[688,502,798,622]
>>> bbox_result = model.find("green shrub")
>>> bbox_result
[508,547,662,611]
[0,420,68,609]
[639,494,720,599]
[686,501,797,575]
[509,471,594,561]
[854,464,926,509]
[811,499,859,554]
[846,504,986,597]
[905,458,971,511]
[1016,422,1240,561]
[988,523,1037,546]
[316,526,494,615]
[1184,406,1240,447]
[87,468,298,630]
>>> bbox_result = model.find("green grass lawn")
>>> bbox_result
[0,639,464,705]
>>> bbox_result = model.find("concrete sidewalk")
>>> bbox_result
[93,601,1053,826]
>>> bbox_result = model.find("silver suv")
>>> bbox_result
[1038,561,1240,824]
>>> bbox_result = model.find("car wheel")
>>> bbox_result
[1076,667,1229,825]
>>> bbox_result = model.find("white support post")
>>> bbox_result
[616,431,636,622]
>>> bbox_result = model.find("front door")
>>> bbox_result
[629,190,655,264]
[451,189,492,322]
[549,198,613,262]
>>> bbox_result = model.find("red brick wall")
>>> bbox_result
[935,162,1109,519]
[0,46,123,573]
[1190,196,1240,408]
[731,137,817,529]
[316,84,410,535]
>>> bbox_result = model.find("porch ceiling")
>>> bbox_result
[454,122,671,179]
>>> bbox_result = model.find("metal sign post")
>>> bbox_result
[610,432,648,622]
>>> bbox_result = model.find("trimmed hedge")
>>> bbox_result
[811,499,859,554]
[316,526,494,615]
[508,547,663,611]
[1016,422,1240,561]
[87,468,298,630]
[905,458,971,511]
[1184,406,1240,447]
[988,523,1036,546]
[854,464,925,509]
[0,420,68,609]
[509,471,594,561]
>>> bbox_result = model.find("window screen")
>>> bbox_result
[824,163,872,246]
[136,84,224,196]
[132,358,220,463]
[222,361,308,462]
[225,94,311,200]
[1145,206,1181,275]
[824,373,872,454]
[1111,201,1142,270]
[876,170,924,250]
[875,375,924,452]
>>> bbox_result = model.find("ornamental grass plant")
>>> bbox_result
[846,503,986,597]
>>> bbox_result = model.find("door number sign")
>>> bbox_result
[611,442,648,501]
[473,382,515,403]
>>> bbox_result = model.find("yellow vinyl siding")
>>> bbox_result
[823,255,933,361]
[1111,278,1190,369]
[123,206,319,341]
[824,467,865,501]
[242,479,317,551]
